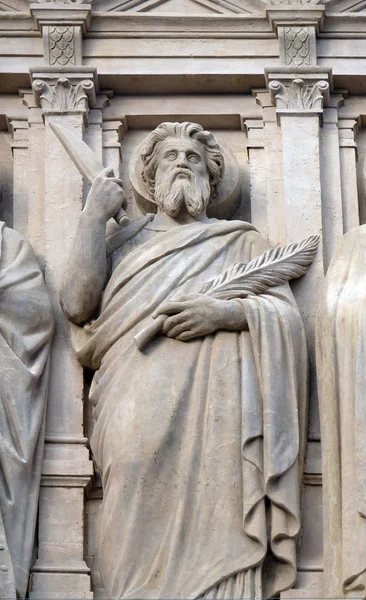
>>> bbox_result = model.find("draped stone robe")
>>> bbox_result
[317,224,366,598]
[0,222,54,599]
[74,218,308,600]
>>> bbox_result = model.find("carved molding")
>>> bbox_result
[269,78,330,110]
[91,0,267,13]
[32,76,95,111]
[30,4,92,48]
[268,0,321,4]
[35,0,88,4]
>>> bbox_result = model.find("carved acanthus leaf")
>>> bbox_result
[269,78,329,110]
[32,77,95,111]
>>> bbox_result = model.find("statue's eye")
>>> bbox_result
[165,151,177,160]
[188,154,200,164]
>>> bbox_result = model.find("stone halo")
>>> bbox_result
[129,136,241,219]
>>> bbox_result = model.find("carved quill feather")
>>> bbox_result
[201,234,320,299]
[134,234,319,350]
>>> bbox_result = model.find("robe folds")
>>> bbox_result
[317,224,366,598]
[75,218,308,600]
[0,222,54,598]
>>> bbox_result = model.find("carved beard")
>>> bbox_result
[154,169,211,218]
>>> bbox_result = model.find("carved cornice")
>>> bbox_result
[35,0,87,3]
[32,76,95,111]
[266,6,325,29]
[269,78,329,110]
[30,3,91,32]
[30,1,91,65]
[268,0,321,3]
[266,5,324,67]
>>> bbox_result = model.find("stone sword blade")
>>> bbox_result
[49,122,129,227]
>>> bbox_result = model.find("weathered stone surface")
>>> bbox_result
[1,1,366,598]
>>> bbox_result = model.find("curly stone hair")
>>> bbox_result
[140,122,225,199]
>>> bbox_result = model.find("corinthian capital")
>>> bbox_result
[269,78,330,111]
[32,77,95,112]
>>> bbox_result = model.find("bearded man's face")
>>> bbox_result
[153,137,211,218]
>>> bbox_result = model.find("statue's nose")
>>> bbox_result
[176,153,189,168]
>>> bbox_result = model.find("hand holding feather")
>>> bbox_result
[134,234,319,350]
[151,295,248,343]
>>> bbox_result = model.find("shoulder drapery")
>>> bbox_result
[0,223,54,598]
[317,224,366,597]
[74,219,256,370]
[74,219,307,599]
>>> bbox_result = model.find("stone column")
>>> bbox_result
[263,10,332,592]
[248,90,286,246]
[338,117,360,231]
[28,68,95,600]
[102,119,125,176]
[25,3,95,598]
[266,70,330,410]
[319,97,345,269]
[264,59,333,600]
[15,89,47,267]
[243,98,286,246]
[8,118,29,235]
[241,118,267,236]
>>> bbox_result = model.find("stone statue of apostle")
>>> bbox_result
[0,223,53,599]
[60,122,308,600]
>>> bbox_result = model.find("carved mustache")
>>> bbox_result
[170,168,193,180]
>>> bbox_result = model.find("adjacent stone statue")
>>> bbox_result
[0,223,54,599]
[317,225,366,598]
[60,122,309,600]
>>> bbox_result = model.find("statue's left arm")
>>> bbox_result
[153,229,300,341]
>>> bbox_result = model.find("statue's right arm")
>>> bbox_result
[60,168,125,325]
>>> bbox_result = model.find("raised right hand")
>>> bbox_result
[84,167,126,223]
